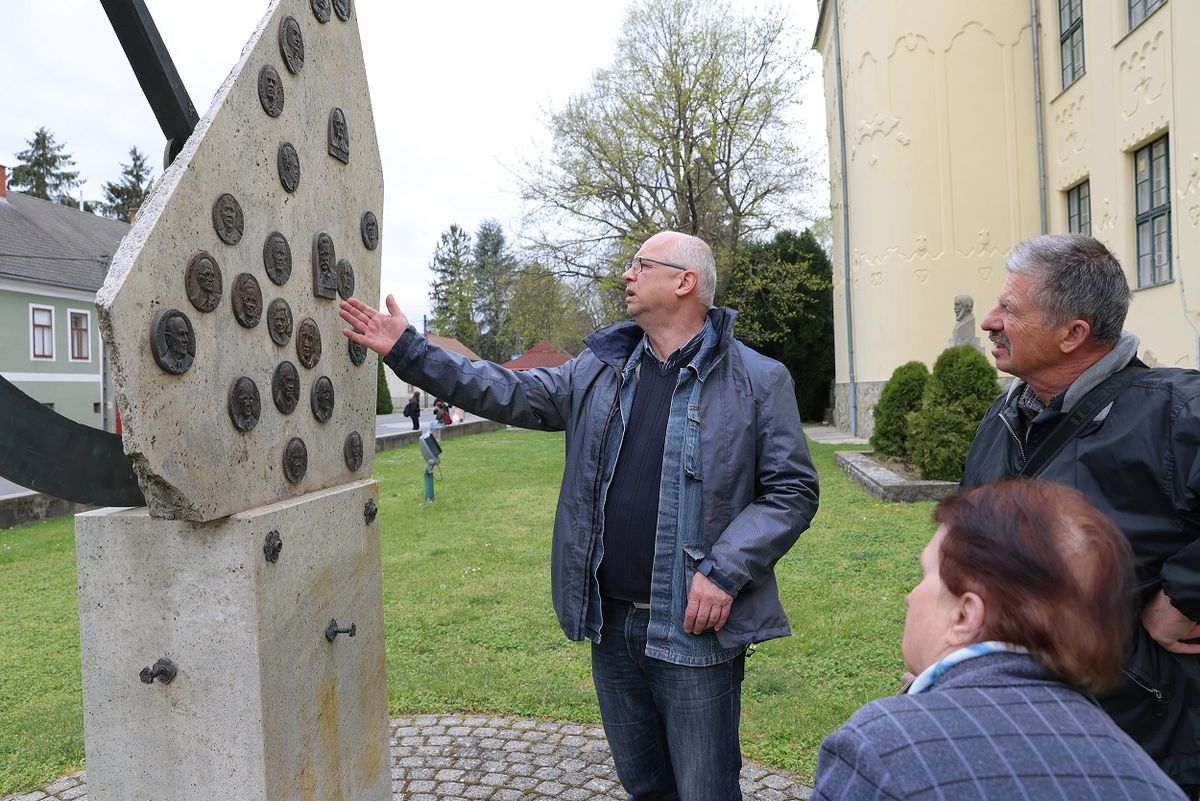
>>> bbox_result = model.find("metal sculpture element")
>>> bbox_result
[360,210,379,250]
[363,498,378,524]
[311,375,335,423]
[231,273,263,328]
[267,298,293,346]
[296,317,322,368]
[325,618,356,641]
[150,309,196,374]
[278,15,304,74]
[344,431,363,471]
[272,361,300,414]
[278,142,300,193]
[257,64,284,117]
[263,231,292,286]
[310,0,331,24]
[212,193,244,245]
[348,336,367,366]
[334,0,352,22]
[185,251,222,312]
[227,376,262,433]
[312,232,338,299]
[0,375,145,506]
[328,108,350,163]
[336,258,355,300]
[139,657,178,685]
[283,436,308,483]
[263,530,283,563]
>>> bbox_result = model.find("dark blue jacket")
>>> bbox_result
[384,307,819,649]
[813,652,1186,800]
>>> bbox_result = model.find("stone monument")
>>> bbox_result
[78,1,388,798]
[948,293,982,350]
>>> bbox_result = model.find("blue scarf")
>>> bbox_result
[907,641,1029,695]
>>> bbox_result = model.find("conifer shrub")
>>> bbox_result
[906,344,999,481]
[869,361,929,460]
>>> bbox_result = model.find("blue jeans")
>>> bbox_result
[591,599,745,801]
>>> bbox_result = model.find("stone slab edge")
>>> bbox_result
[375,420,505,453]
[833,450,958,503]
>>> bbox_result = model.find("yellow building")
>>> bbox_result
[815,0,1197,435]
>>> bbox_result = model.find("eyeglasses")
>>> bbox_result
[627,256,689,275]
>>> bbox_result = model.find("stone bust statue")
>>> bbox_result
[949,294,980,348]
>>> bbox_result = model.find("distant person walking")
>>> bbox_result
[402,392,420,430]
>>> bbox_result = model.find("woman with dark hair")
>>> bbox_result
[812,480,1184,800]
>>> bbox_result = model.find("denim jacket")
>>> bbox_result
[384,307,819,665]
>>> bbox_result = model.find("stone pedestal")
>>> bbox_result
[74,479,388,801]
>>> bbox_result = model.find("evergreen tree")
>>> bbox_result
[473,220,518,361]
[376,358,393,414]
[427,224,479,352]
[10,127,81,204]
[102,147,154,222]
[722,229,835,421]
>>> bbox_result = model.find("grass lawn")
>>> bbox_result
[0,428,936,794]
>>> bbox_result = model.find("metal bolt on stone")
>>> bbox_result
[139,657,178,685]
[324,619,356,642]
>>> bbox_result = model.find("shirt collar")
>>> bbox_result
[906,641,1029,695]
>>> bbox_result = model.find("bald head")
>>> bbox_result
[638,232,715,306]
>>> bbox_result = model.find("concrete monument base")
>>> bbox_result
[74,479,388,801]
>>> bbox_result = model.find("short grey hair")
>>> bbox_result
[663,232,717,306]
[1007,234,1131,345]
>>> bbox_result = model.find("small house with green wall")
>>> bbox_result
[0,166,129,429]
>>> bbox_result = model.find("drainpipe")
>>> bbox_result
[1031,0,1048,234]
[831,0,858,435]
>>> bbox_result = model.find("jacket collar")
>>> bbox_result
[585,307,738,376]
[1002,330,1141,413]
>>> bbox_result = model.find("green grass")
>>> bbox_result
[0,428,935,793]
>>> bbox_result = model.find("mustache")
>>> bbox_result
[989,332,1010,349]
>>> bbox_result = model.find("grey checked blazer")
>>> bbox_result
[813,652,1185,800]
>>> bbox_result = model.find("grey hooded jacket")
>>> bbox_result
[383,307,819,649]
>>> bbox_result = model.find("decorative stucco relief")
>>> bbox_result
[913,268,929,284]
[1188,205,1200,227]
[1179,154,1200,200]
[1053,94,1087,163]
[1119,29,1167,119]
[1098,198,1117,231]
[978,266,993,281]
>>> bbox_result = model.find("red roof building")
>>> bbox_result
[501,340,573,371]
[426,334,482,361]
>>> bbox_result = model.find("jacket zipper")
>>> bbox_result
[582,378,625,634]
[997,410,1027,466]
[1121,668,1166,716]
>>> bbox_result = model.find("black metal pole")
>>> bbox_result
[98,0,199,167]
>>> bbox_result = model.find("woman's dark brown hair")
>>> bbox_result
[933,480,1135,693]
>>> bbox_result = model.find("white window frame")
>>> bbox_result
[29,304,55,361]
[67,307,92,362]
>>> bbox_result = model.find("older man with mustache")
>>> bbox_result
[959,233,1200,798]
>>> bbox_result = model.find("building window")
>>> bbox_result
[1059,0,1084,88]
[69,310,90,361]
[30,305,54,360]
[1135,135,1171,287]
[1129,0,1167,29]
[1067,181,1091,235]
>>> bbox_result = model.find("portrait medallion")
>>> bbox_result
[296,317,322,369]
[310,0,330,24]
[312,232,338,299]
[185,251,222,313]
[360,210,379,250]
[333,0,352,21]
[231,272,263,328]
[149,309,196,375]
[344,431,364,471]
[258,64,284,117]
[267,298,293,346]
[336,258,355,300]
[311,375,335,423]
[328,107,350,164]
[272,360,301,414]
[278,15,305,73]
[227,376,262,433]
[348,335,367,366]
[212,193,244,245]
[283,437,308,484]
[263,231,292,286]
[278,142,300,193]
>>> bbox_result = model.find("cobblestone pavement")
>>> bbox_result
[2,713,812,801]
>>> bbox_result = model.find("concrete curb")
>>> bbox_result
[834,450,957,503]
[376,419,506,452]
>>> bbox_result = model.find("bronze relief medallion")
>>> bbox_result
[278,142,300,193]
[336,258,354,300]
[360,210,379,250]
[212,193,244,245]
[283,437,308,484]
[263,231,292,286]
[258,64,284,116]
[272,360,301,414]
[328,108,350,163]
[227,376,262,432]
[278,15,305,73]
[312,232,338,298]
[344,431,364,471]
[267,298,293,346]
[333,0,352,21]
[297,317,322,368]
[185,251,222,312]
[231,273,263,328]
[310,0,331,23]
[348,335,367,366]
[311,375,335,423]
[150,309,196,375]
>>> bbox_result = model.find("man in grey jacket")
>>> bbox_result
[341,231,819,800]
[961,233,1200,796]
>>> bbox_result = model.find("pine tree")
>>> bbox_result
[102,147,154,222]
[427,224,479,351]
[10,127,81,204]
[473,220,518,361]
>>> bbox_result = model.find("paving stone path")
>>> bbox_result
[2,713,812,801]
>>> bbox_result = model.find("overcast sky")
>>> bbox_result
[2,0,826,319]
